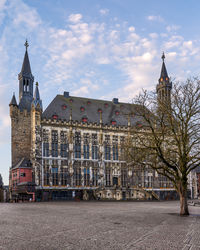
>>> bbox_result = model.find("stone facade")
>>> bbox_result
[10,107,32,166]
[9,44,178,201]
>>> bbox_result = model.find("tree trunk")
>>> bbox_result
[179,189,189,216]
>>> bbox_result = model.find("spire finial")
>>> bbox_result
[24,39,29,51]
[161,52,165,62]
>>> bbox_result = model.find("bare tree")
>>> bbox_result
[125,78,200,216]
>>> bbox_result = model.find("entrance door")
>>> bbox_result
[122,191,126,200]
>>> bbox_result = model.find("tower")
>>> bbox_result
[156,52,172,106]
[18,40,34,111]
[9,40,34,166]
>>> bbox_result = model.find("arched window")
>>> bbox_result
[23,79,26,92]
[27,80,29,92]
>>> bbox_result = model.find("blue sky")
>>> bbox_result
[1,0,200,184]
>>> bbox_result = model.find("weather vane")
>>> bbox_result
[161,51,165,61]
[24,39,29,50]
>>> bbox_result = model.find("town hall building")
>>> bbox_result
[9,41,178,202]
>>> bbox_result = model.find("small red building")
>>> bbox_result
[10,158,35,201]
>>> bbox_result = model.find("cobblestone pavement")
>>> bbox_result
[0,201,200,250]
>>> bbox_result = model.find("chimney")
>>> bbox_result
[112,98,119,104]
[64,91,69,98]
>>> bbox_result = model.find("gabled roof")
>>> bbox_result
[42,94,146,127]
[12,158,32,170]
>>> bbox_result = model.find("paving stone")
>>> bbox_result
[0,201,200,250]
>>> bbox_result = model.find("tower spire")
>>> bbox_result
[159,52,169,81]
[156,52,172,104]
[18,40,34,111]
[32,82,42,111]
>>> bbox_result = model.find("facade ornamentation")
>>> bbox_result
[9,42,180,201]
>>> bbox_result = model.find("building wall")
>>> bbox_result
[11,168,33,191]
[10,107,32,166]
[31,120,175,200]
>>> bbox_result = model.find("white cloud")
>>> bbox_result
[68,13,82,23]
[147,15,164,22]
[99,9,109,16]
[166,25,180,32]
[9,0,41,29]
[128,26,135,32]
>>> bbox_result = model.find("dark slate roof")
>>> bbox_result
[9,93,17,106]
[160,61,168,79]
[42,94,146,127]
[21,50,32,74]
[12,158,32,170]
[194,166,200,173]
[18,95,33,112]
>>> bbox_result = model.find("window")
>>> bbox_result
[20,173,26,177]
[74,168,81,186]
[111,120,116,125]
[52,114,58,119]
[92,134,98,160]
[52,167,58,186]
[121,169,127,187]
[60,167,70,186]
[44,162,50,185]
[105,145,111,160]
[113,145,118,160]
[98,108,102,113]
[106,169,111,186]
[52,130,58,157]
[74,132,81,158]
[43,143,49,157]
[105,135,111,160]
[92,168,98,186]
[62,104,67,110]
[112,136,118,160]
[83,133,89,159]
[52,143,58,157]
[82,117,88,123]
[84,145,89,159]
[60,131,68,158]
[84,168,90,186]
[61,144,68,158]
[80,106,85,112]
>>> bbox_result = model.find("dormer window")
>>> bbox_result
[62,104,67,110]
[111,120,116,125]
[80,107,85,112]
[87,100,91,105]
[98,108,102,113]
[82,117,88,123]
[52,114,58,119]
[136,122,142,128]
[104,103,109,108]
[69,98,73,103]
[160,77,163,82]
